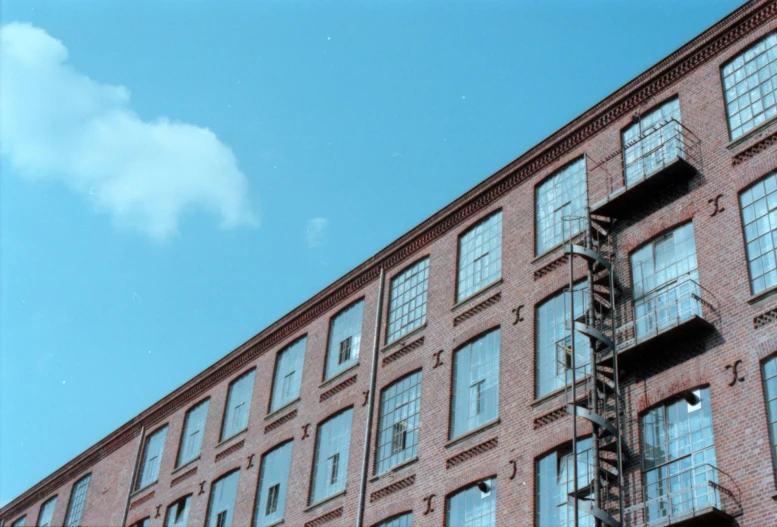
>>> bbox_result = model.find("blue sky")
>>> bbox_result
[0,0,745,506]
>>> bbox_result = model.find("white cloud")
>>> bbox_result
[306,217,328,248]
[0,23,257,239]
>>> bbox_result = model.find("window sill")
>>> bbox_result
[320,362,360,388]
[129,481,157,499]
[265,520,285,527]
[304,489,346,514]
[265,398,301,421]
[727,114,777,151]
[531,377,591,408]
[747,285,777,305]
[370,456,419,483]
[444,418,501,449]
[452,279,503,312]
[381,324,427,354]
[171,456,200,476]
[216,428,247,449]
[772,490,777,501]
[532,233,586,266]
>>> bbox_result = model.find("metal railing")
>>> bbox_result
[623,463,741,527]
[615,277,719,351]
[589,119,702,207]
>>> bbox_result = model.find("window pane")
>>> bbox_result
[386,258,430,344]
[764,356,777,475]
[36,498,57,527]
[630,223,699,339]
[376,512,413,527]
[723,33,777,139]
[325,300,364,380]
[222,370,255,440]
[446,478,497,527]
[535,158,587,255]
[451,329,500,439]
[376,371,422,474]
[137,426,168,489]
[535,438,595,527]
[205,470,240,527]
[640,388,717,524]
[740,172,777,294]
[621,98,682,185]
[254,441,294,527]
[64,474,91,527]
[458,212,502,301]
[178,399,210,467]
[270,338,306,412]
[11,516,26,527]
[164,495,192,527]
[535,282,589,397]
[310,408,353,504]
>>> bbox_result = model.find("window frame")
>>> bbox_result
[135,425,169,491]
[269,336,307,413]
[444,477,498,527]
[164,494,192,527]
[455,210,503,303]
[534,157,587,257]
[323,298,365,381]
[220,369,256,441]
[176,397,210,468]
[738,171,777,295]
[11,516,27,527]
[205,468,241,527]
[308,407,355,505]
[385,256,431,345]
[35,496,57,527]
[63,473,91,527]
[373,512,413,527]
[761,355,777,481]
[374,369,423,475]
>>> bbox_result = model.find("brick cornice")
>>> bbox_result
[2,0,776,520]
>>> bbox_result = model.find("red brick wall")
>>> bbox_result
[4,2,777,526]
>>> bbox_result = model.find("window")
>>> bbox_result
[622,98,682,186]
[221,370,255,440]
[450,329,499,440]
[325,300,364,380]
[11,517,26,527]
[457,212,502,301]
[130,518,150,527]
[536,282,589,398]
[254,441,293,527]
[165,495,192,527]
[630,223,699,339]
[536,438,595,527]
[740,172,777,294]
[36,498,57,527]
[445,478,497,527]
[641,388,717,524]
[762,357,777,476]
[722,32,777,139]
[136,426,168,490]
[375,513,413,527]
[536,158,587,255]
[375,371,422,474]
[205,470,240,527]
[386,258,430,344]
[177,399,210,467]
[310,408,353,504]
[270,337,306,412]
[64,474,91,527]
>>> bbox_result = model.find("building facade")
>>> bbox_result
[4,1,777,526]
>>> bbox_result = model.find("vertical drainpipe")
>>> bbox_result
[356,266,386,527]
[121,424,145,527]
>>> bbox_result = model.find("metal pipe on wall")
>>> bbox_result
[355,267,386,527]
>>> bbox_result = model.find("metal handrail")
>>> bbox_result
[623,463,741,527]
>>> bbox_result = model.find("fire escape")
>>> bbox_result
[560,118,741,527]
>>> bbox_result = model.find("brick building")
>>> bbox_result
[4,1,777,526]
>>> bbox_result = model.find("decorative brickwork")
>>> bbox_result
[304,507,343,527]
[214,439,244,463]
[382,336,425,367]
[128,490,155,511]
[264,409,298,434]
[453,292,502,326]
[319,375,357,402]
[445,437,499,469]
[534,254,569,280]
[170,467,197,488]
[369,474,416,503]
[732,129,777,165]
[754,306,777,329]
[533,406,569,430]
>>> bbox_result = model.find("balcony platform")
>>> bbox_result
[628,505,734,527]
[591,155,697,219]
[615,312,715,364]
